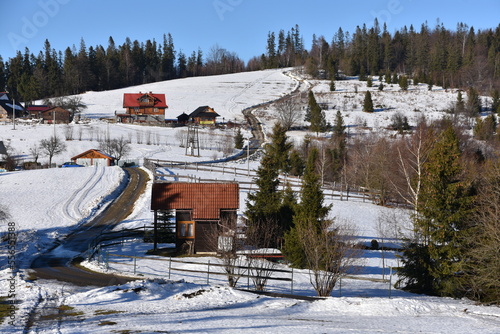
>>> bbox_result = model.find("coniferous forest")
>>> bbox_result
[1,21,499,104]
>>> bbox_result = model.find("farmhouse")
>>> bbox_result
[26,105,50,119]
[151,182,239,254]
[71,149,115,167]
[0,93,26,120]
[120,92,168,123]
[41,106,71,124]
[189,106,220,125]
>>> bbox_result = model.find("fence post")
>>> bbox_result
[168,257,172,279]
[389,267,392,298]
[291,268,294,294]
[207,260,210,285]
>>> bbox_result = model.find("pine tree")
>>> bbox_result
[399,125,474,296]
[0,56,6,91]
[399,75,409,91]
[308,91,326,133]
[456,90,465,113]
[332,110,346,139]
[265,123,292,173]
[331,110,347,181]
[491,89,500,114]
[367,77,373,87]
[234,127,244,149]
[283,148,332,268]
[363,91,374,112]
[466,87,482,115]
[245,123,293,245]
[329,79,336,91]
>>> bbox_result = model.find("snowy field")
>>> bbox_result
[1,69,499,333]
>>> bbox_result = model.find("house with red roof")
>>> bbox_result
[151,182,239,254]
[119,92,168,123]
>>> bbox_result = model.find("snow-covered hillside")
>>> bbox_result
[1,69,499,333]
[73,69,299,120]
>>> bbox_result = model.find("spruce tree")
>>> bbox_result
[399,125,474,296]
[283,148,332,268]
[491,89,500,114]
[330,79,336,91]
[234,128,244,149]
[245,123,294,245]
[308,91,326,133]
[466,87,482,115]
[456,90,465,113]
[363,91,374,112]
[399,75,409,91]
[266,123,292,173]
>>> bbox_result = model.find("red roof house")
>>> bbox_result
[120,92,168,123]
[151,182,239,253]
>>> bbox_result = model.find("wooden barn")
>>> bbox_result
[120,92,168,123]
[41,106,71,124]
[0,93,26,120]
[151,182,239,254]
[71,149,115,167]
[26,105,50,119]
[189,106,220,125]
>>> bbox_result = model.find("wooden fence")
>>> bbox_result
[144,158,388,203]
[97,251,295,293]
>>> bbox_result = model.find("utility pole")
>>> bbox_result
[12,96,16,130]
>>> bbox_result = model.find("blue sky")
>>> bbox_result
[1,0,499,63]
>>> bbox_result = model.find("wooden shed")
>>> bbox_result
[151,182,239,253]
[71,149,115,167]
[41,106,71,124]
[189,106,220,125]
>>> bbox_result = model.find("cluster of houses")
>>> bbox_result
[0,91,221,126]
[119,91,220,125]
[2,91,235,254]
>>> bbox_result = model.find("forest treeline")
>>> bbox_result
[252,21,500,93]
[1,21,499,104]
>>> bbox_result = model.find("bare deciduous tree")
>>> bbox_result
[298,219,361,297]
[64,124,74,141]
[204,216,247,288]
[40,136,66,167]
[275,97,302,130]
[245,217,280,291]
[99,136,131,164]
[29,144,41,163]
[464,161,500,304]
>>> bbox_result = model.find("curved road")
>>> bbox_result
[30,167,149,287]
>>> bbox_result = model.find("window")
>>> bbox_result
[178,221,194,238]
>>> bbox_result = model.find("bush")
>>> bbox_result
[390,112,410,132]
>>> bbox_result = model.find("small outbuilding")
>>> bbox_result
[189,106,220,125]
[71,149,115,167]
[26,105,50,119]
[41,106,71,124]
[0,93,26,120]
[151,182,239,254]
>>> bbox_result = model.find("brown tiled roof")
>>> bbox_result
[151,183,239,219]
[123,92,168,108]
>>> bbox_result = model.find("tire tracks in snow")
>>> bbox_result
[62,166,106,224]
[223,70,279,116]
